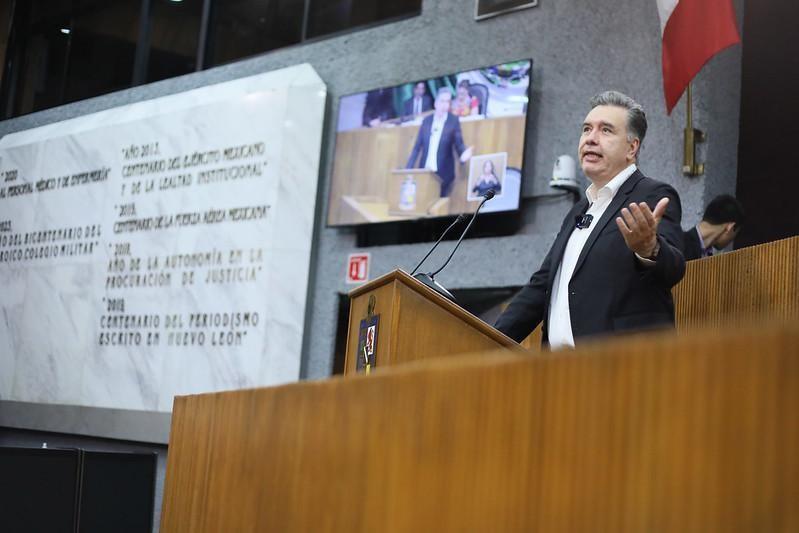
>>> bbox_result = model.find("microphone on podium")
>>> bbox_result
[410,213,467,276]
[412,190,495,301]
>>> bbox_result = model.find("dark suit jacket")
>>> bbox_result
[494,170,686,344]
[362,89,395,126]
[682,227,703,261]
[406,113,466,196]
[402,95,433,117]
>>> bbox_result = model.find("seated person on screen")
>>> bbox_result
[362,88,396,127]
[406,87,473,197]
[402,81,433,118]
[683,194,745,260]
[451,80,479,117]
[472,160,502,197]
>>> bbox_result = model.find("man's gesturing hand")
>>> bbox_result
[615,197,669,259]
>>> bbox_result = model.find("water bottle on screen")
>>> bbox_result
[399,175,417,211]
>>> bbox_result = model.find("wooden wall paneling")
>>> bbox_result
[674,236,799,330]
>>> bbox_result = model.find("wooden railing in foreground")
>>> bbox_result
[161,321,798,532]
[674,235,799,329]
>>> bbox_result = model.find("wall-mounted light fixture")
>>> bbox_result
[682,83,705,176]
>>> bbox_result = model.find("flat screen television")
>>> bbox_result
[327,59,532,226]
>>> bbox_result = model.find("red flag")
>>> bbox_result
[658,0,741,114]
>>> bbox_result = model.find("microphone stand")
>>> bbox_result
[410,214,466,276]
[414,191,495,302]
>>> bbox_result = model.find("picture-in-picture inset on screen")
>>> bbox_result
[327,59,531,226]
[467,152,509,207]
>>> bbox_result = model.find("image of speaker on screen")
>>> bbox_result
[405,87,474,197]
[327,59,530,226]
[468,153,506,201]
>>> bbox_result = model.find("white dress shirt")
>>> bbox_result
[424,114,446,172]
[547,164,638,349]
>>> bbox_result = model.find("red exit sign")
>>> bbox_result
[346,253,370,284]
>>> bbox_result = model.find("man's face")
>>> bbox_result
[434,92,451,115]
[714,223,739,249]
[578,105,639,184]
[414,83,425,98]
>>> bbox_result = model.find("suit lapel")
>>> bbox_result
[571,170,644,279]
[443,113,456,140]
[420,116,433,164]
[547,198,589,286]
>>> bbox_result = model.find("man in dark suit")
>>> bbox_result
[402,81,433,118]
[362,88,395,127]
[683,194,745,260]
[406,88,473,196]
[495,91,685,348]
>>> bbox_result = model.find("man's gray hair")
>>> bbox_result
[436,86,453,98]
[589,90,647,154]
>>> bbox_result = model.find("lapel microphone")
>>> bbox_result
[575,213,593,229]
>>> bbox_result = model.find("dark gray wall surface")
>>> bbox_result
[0,0,742,439]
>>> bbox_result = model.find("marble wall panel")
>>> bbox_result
[0,64,327,413]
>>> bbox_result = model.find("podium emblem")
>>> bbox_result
[356,306,379,374]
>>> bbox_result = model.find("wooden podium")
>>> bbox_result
[343,269,522,375]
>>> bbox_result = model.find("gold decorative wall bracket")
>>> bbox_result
[682,83,705,176]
